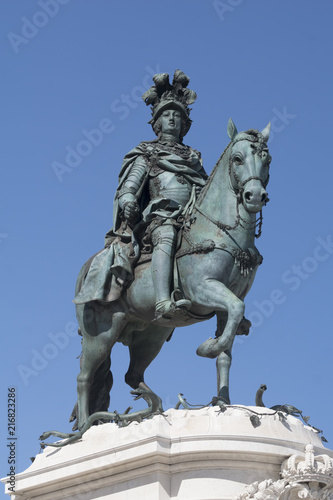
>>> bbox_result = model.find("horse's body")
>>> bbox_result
[75,121,271,430]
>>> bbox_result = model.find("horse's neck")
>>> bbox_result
[198,155,236,227]
[195,152,257,246]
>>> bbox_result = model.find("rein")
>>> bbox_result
[194,203,263,239]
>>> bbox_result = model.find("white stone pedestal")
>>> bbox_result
[4,406,333,499]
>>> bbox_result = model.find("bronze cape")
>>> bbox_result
[74,140,207,305]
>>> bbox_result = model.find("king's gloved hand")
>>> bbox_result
[123,201,140,223]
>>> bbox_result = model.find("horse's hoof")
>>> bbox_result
[237,317,251,336]
[196,337,219,358]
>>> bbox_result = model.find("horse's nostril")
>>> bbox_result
[245,191,252,201]
[261,192,267,203]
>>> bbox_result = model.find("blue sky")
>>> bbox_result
[1,1,333,495]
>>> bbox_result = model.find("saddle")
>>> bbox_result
[95,221,215,325]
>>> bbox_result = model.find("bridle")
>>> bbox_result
[228,136,270,195]
[194,136,270,239]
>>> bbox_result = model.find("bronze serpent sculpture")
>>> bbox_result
[39,385,162,448]
[254,384,327,441]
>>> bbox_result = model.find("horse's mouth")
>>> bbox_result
[243,200,265,213]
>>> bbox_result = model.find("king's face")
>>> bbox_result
[160,109,182,139]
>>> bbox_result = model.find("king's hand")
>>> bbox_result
[123,201,140,223]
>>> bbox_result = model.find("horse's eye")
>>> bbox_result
[233,155,243,165]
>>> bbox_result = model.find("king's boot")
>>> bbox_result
[151,225,191,319]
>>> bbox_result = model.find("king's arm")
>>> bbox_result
[193,150,208,196]
[117,156,148,224]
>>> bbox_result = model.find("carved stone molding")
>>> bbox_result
[237,444,333,500]
[7,408,331,500]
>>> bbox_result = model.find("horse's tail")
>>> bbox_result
[71,250,113,430]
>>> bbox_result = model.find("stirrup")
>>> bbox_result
[155,298,191,320]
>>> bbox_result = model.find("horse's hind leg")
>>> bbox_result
[214,312,232,404]
[76,303,127,429]
[125,324,174,410]
[215,314,250,404]
[216,348,232,404]
[216,312,251,404]
[89,355,112,414]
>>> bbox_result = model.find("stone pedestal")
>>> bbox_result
[4,406,333,499]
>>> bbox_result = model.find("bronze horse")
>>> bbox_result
[70,119,271,432]
[39,119,272,448]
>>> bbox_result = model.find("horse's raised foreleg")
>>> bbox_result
[76,304,127,429]
[194,279,245,358]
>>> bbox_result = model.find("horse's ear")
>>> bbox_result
[227,118,238,140]
[261,122,271,142]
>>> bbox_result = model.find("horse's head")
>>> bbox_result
[227,118,271,213]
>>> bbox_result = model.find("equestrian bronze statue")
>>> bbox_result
[40,70,271,447]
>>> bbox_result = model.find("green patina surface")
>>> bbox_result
[40,70,272,446]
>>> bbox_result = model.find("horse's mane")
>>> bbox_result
[196,141,232,206]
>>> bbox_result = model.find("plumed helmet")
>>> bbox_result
[142,70,197,138]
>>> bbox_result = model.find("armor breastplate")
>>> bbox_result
[149,170,192,207]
